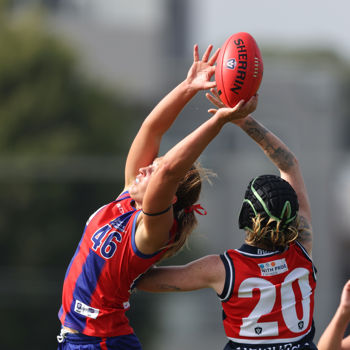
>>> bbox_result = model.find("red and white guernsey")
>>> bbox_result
[219,242,317,347]
[58,191,176,338]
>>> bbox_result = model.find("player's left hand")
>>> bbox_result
[186,45,220,91]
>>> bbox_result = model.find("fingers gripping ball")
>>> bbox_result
[215,32,263,107]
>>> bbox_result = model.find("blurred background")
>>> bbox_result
[1,0,349,349]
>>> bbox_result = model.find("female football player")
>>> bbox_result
[318,280,350,350]
[137,89,318,350]
[56,44,257,350]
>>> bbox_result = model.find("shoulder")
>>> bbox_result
[197,254,225,267]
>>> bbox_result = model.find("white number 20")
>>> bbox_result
[238,268,312,337]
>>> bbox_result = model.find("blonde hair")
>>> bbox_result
[245,214,299,250]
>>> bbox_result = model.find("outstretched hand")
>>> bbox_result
[206,88,258,124]
[186,44,220,91]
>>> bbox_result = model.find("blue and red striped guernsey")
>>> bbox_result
[58,191,175,337]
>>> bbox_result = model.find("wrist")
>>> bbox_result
[235,114,253,127]
[211,112,229,129]
[182,78,200,95]
[339,305,350,320]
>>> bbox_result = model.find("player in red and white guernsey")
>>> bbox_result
[137,90,318,350]
[57,45,258,350]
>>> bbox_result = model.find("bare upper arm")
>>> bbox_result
[280,162,313,256]
[184,255,226,294]
[134,211,174,255]
[296,214,313,256]
[134,162,180,254]
[137,255,226,294]
[124,126,160,189]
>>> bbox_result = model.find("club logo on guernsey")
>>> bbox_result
[255,326,262,335]
[258,258,288,276]
[74,300,99,319]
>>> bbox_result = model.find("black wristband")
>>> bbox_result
[142,205,172,216]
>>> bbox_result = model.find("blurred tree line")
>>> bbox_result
[0,1,156,348]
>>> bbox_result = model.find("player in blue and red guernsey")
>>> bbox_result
[57,44,258,350]
[137,89,318,350]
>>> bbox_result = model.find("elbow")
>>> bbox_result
[278,151,299,173]
[155,159,183,184]
[290,154,300,171]
[293,155,300,167]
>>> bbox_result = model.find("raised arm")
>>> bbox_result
[136,96,258,254]
[124,44,219,189]
[318,280,350,350]
[237,116,312,254]
[207,90,313,255]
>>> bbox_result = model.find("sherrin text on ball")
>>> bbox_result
[215,32,263,107]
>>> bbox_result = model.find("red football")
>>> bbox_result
[215,32,263,107]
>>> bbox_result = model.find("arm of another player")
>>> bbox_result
[206,89,313,256]
[318,280,350,350]
[124,45,219,189]
[136,255,225,294]
[238,115,312,255]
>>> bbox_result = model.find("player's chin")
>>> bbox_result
[129,185,146,203]
[128,185,137,197]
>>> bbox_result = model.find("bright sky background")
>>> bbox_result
[188,0,350,61]
[89,0,350,62]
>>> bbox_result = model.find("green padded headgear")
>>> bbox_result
[238,174,299,231]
